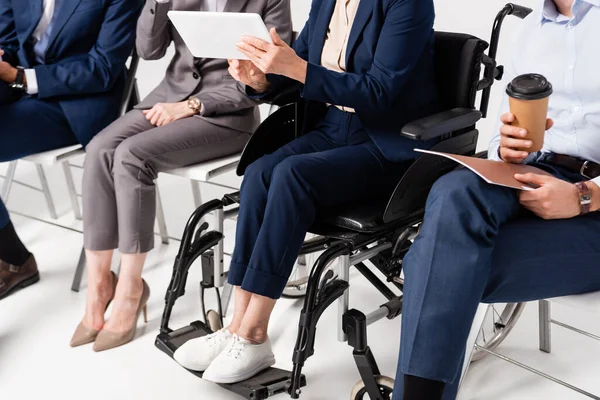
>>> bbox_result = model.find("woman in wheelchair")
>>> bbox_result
[173,0,441,384]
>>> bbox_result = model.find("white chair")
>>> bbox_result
[1,145,84,220]
[461,295,600,399]
[163,154,242,208]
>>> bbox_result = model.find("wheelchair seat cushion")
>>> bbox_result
[316,197,390,233]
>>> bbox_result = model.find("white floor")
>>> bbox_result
[2,160,600,400]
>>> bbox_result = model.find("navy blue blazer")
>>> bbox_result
[261,0,440,162]
[0,0,143,146]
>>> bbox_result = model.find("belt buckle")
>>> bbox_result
[580,161,592,179]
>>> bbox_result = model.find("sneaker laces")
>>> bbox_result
[205,329,229,347]
[224,334,250,359]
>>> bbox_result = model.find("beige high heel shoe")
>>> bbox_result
[93,279,150,352]
[70,271,118,347]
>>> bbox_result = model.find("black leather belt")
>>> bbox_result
[546,154,600,180]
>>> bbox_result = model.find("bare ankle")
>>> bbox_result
[236,327,268,344]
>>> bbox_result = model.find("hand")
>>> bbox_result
[236,28,307,83]
[515,173,580,219]
[499,113,553,164]
[228,59,270,92]
[0,49,17,83]
[142,101,196,127]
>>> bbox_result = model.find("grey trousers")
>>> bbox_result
[82,110,249,253]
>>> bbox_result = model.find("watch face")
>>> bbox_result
[188,97,200,111]
[581,194,592,205]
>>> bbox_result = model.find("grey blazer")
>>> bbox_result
[135,0,293,133]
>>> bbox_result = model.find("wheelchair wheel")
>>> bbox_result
[206,309,223,333]
[472,302,525,362]
[350,376,395,400]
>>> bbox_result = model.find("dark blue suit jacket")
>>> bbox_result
[0,0,142,146]
[263,0,439,162]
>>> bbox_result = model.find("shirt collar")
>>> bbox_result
[540,0,600,24]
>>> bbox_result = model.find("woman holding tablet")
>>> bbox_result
[174,0,439,383]
[71,0,292,352]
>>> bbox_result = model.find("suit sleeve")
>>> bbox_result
[33,0,143,99]
[198,0,293,116]
[136,0,173,60]
[301,0,435,115]
[0,0,18,61]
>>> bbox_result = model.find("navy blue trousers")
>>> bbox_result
[0,92,78,229]
[394,154,600,399]
[229,108,409,299]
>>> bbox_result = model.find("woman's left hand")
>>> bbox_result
[143,101,196,127]
[236,28,307,83]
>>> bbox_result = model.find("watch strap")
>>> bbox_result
[576,182,592,215]
[10,66,26,91]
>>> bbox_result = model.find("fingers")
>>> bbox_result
[237,47,267,72]
[0,48,4,56]
[514,173,550,187]
[240,36,269,52]
[500,135,532,150]
[143,108,155,121]
[150,109,161,126]
[269,27,284,45]
[500,112,515,124]
[546,118,554,130]
[500,148,529,163]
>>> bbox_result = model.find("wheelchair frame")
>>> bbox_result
[155,4,533,400]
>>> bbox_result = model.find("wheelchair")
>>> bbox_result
[156,4,532,400]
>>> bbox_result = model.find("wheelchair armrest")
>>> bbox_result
[401,108,482,141]
[236,102,304,176]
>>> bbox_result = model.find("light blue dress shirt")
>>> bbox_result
[488,0,600,186]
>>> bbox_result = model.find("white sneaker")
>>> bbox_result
[173,329,233,371]
[202,334,276,383]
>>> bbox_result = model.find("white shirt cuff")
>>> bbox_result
[25,69,38,95]
[488,144,502,161]
[591,176,600,188]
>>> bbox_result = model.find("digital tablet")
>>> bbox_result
[168,11,272,60]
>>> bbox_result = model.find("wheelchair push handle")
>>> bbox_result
[480,3,533,118]
[508,3,534,19]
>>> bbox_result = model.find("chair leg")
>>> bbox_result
[36,164,58,219]
[539,300,552,354]
[338,254,350,342]
[71,246,86,292]
[1,161,17,200]
[191,180,202,208]
[62,162,82,220]
[459,303,491,388]
[155,186,169,245]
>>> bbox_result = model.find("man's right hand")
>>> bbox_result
[228,59,270,93]
[499,112,553,164]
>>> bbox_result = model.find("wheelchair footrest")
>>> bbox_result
[156,321,306,400]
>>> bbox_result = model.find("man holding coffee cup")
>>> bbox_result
[393,0,600,399]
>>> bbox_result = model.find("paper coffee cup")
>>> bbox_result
[506,74,553,153]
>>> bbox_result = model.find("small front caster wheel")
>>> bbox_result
[350,376,395,400]
[206,309,223,332]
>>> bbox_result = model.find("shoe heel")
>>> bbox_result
[143,305,147,323]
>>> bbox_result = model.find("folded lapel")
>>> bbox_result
[310,0,336,64]
[44,0,83,56]
[24,0,44,40]
[345,0,374,67]
[224,0,249,13]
